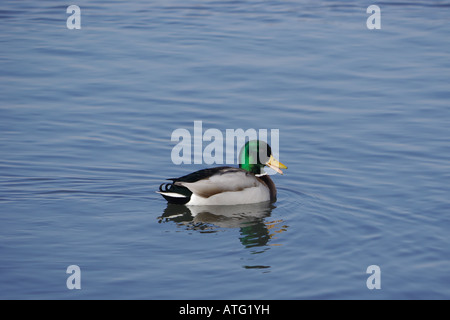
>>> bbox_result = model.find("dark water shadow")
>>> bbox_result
[158,202,288,250]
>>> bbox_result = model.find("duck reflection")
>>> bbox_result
[158,202,288,249]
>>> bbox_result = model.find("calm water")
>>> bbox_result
[1,0,450,299]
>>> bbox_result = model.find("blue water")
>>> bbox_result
[1,0,450,299]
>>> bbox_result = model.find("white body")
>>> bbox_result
[186,183,270,205]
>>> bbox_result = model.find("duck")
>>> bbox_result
[157,140,287,205]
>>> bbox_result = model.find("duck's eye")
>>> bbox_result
[257,144,271,164]
[266,145,272,158]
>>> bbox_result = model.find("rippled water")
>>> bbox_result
[1,0,450,299]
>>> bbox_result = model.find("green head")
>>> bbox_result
[238,140,287,175]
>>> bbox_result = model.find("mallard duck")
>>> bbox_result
[157,140,287,205]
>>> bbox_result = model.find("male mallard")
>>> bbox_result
[157,140,287,205]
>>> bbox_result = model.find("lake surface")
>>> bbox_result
[1,0,449,299]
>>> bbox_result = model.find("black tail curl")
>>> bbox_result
[158,181,192,205]
[159,182,174,192]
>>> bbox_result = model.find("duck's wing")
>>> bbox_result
[173,166,261,199]
[157,167,239,203]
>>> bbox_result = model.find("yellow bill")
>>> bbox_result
[265,155,287,175]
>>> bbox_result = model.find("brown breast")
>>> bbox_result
[257,175,277,202]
